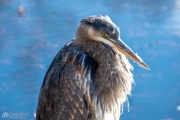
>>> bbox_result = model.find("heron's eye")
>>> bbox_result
[101,32,107,37]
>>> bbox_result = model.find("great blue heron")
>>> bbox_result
[36,15,149,120]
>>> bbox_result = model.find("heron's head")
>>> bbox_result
[75,15,150,70]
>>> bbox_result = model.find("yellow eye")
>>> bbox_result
[101,32,106,37]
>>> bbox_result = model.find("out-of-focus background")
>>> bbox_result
[0,0,180,120]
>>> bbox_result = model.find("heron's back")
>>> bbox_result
[36,40,95,120]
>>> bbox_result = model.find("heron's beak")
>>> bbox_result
[112,39,150,70]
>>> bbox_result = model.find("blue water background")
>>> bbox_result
[0,0,180,119]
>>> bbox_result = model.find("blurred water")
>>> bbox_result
[0,0,180,120]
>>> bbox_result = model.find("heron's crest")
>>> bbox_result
[81,15,120,40]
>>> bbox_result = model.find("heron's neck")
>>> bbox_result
[75,39,134,120]
[87,40,134,95]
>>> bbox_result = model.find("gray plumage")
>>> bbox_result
[36,15,149,120]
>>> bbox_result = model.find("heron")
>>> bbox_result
[36,15,149,120]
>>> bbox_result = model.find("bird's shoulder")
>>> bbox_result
[51,39,96,74]
[36,40,96,120]
[41,39,97,89]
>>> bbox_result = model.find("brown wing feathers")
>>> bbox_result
[36,40,94,120]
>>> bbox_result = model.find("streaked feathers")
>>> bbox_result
[36,40,134,120]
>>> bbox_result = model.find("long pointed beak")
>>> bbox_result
[112,39,150,70]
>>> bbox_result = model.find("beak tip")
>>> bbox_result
[145,66,150,70]
[139,62,150,70]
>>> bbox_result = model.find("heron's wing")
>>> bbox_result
[36,41,94,120]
